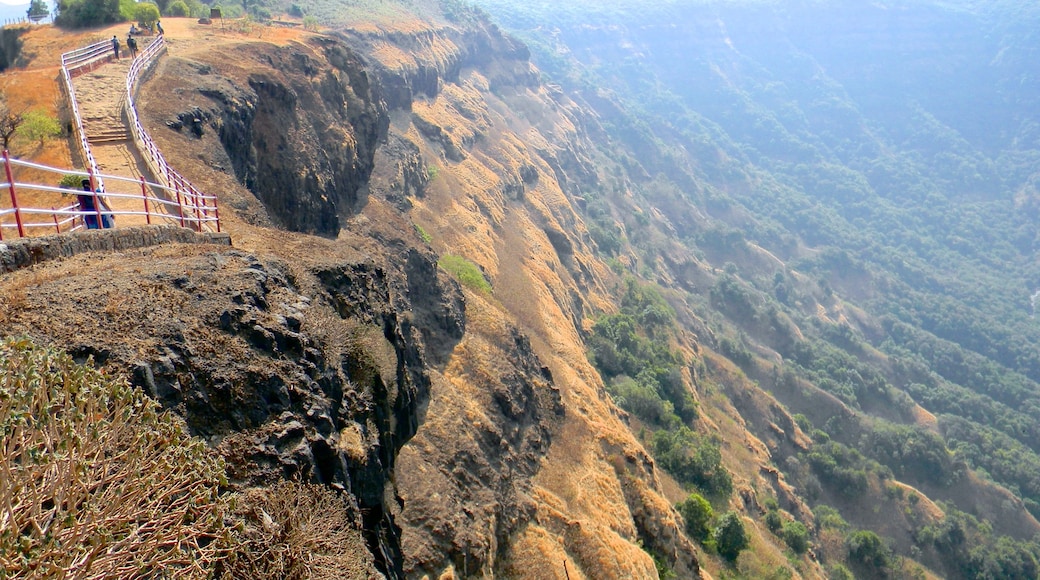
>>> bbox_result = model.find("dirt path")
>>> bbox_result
[2,19,313,232]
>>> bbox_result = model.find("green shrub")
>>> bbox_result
[302,14,318,29]
[764,509,783,533]
[781,521,810,554]
[414,223,432,244]
[439,254,491,294]
[677,493,714,543]
[714,511,749,562]
[814,504,850,532]
[16,108,61,146]
[847,530,889,569]
[653,427,733,498]
[55,0,125,28]
[117,0,134,19]
[167,0,188,16]
[134,1,159,27]
[59,173,84,190]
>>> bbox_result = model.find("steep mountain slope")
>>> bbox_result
[467,0,1040,577]
[0,13,705,579]
[5,0,1040,578]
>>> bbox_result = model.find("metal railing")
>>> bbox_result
[19,34,222,242]
[124,34,220,233]
[0,152,218,240]
[59,39,109,194]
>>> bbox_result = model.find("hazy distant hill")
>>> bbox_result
[473,0,1040,577]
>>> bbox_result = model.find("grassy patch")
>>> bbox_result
[439,253,491,294]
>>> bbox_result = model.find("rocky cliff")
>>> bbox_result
[126,13,705,578]
[0,11,738,580]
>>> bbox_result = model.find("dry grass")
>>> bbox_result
[0,337,231,579]
[0,337,380,579]
[219,481,375,580]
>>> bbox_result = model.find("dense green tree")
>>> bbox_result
[16,109,61,146]
[714,511,749,562]
[677,492,713,543]
[134,2,159,28]
[27,0,49,19]
[847,530,889,569]
[780,521,810,555]
[55,0,123,27]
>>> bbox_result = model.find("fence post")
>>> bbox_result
[140,176,151,224]
[52,207,60,233]
[191,186,202,230]
[3,150,25,238]
[87,167,105,229]
[174,181,185,228]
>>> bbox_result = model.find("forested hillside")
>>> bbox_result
[471,0,1040,577]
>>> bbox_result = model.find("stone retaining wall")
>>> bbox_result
[0,226,232,274]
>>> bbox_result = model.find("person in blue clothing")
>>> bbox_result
[78,179,114,229]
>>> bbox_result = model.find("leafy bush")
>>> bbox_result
[847,530,889,569]
[439,254,491,294]
[167,0,188,16]
[0,337,230,576]
[55,0,125,28]
[16,108,61,146]
[714,511,750,562]
[677,492,714,543]
[59,173,84,190]
[589,278,696,426]
[414,223,432,244]
[302,14,319,29]
[781,521,810,554]
[764,509,782,533]
[134,2,159,27]
[608,375,678,428]
[813,504,850,532]
[653,427,733,498]
[805,440,874,495]
[27,0,49,19]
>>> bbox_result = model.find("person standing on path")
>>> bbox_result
[111,35,120,59]
[127,35,138,59]
[156,20,164,35]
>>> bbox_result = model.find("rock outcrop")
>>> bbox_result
[162,38,388,236]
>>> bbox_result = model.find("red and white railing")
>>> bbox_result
[59,39,109,194]
[0,151,218,240]
[31,34,221,241]
[60,38,114,77]
[124,34,219,233]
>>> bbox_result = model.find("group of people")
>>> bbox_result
[97,20,167,228]
[111,35,137,59]
[112,20,163,60]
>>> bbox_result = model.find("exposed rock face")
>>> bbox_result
[0,240,466,577]
[172,38,388,236]
[336,18,703,579]
[56,13,704,579]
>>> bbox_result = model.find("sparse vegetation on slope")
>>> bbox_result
[0,337,230,578]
